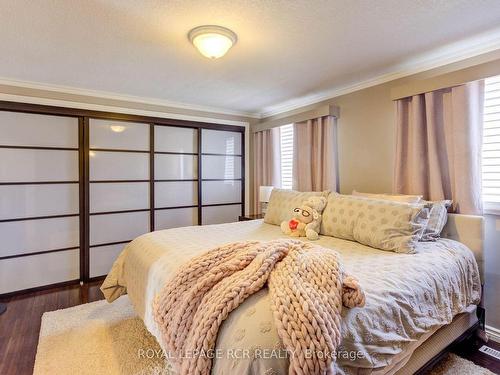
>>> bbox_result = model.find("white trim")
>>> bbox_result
[483,208,500,216]
[483,203,500,216]
[0,77,260,119]
[1,28,500,119]
[486,325,500,343]
[260,27,500,117]
[0,93,249,127]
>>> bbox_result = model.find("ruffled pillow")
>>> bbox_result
[421,200,452,241]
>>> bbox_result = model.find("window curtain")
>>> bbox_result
[253,128,281,214]
[292,115,338,192]
[393,80,484,214]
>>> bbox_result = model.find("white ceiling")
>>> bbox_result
[1,0,500,117]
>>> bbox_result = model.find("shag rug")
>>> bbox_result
[34,296,495,375]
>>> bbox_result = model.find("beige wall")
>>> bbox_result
[256,50,500,197]
[256,50,500,193]
[254,50,500,331]
[331,82,395,194]
[0,83,258,125]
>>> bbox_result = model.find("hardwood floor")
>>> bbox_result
[0,281,104,375]
[0,281,499,375]
[454,338,500,374]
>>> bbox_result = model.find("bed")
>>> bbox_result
[101,213,483,374]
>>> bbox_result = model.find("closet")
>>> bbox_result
[0,103,245,294]
[0,111,81,294]
[201,129,243,224]
[88,119,151,278]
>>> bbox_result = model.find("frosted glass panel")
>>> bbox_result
[202,155,241,179]
[0,111,78,148]
[0,217,79,257]
[155,126,197,153]
[155,207,198,230]
[90,182,149,213]
[90,151,149,181]
[202,129,242,155]
[0,249,80,294]
[90,211,149,245]
[0,184,79,220]
[202,204,241,225]
[0,149,78,182]
[89,243,126,278]
[90,119,149,151]
[155,154,197,180]
[202,180,241,205]
[155,181,197,208]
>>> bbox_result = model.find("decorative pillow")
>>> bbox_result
[352,190,422,204]
[264,189,330,225]
[321,193,429,253]
[420,200,452,241]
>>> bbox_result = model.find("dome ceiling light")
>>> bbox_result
[188,25,237,59]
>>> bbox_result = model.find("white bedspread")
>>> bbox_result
[102,220,481,374]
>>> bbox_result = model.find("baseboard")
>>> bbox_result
[0,279,81,299]
[87,275,106,283]
[486,325,500,343]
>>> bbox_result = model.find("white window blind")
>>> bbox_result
[483,75,500,204]
[280,124,294,189]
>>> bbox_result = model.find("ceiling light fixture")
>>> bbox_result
[188,25,237,59]
[110,125,126,133]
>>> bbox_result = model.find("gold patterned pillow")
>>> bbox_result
[263,189,330,225]
[321,193,428,253]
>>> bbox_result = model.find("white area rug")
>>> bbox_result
[34,296,172,375]
[34,296,495,375]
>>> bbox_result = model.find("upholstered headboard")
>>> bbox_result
[441,213,484,282]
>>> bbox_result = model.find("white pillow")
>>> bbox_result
[352,190,422,204]
[321,193,429,253]
[263,189,330,225]
[421,200,452,241]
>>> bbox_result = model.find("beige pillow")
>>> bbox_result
[352,190,422,204]
[264,189,330,225]
[321,193,428,253]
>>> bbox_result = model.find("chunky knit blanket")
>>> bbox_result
[153,239,365,375]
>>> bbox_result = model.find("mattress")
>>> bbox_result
[102,220,481,374]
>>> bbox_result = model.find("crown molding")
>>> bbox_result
[0,93,250,127]
[1,27,500,120]
[260,27,500,118]
[0,77,261,119]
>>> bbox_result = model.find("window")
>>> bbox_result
[280,124,294,189]
[483,75,500,207]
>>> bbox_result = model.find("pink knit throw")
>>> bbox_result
[153,239,365,375]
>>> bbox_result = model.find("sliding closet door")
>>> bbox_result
[0,111,81,294]
[88,119,150,278]
[201,129,243,224]
[154,125,198,229]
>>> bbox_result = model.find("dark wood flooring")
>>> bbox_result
[454,338,500,374]
[0,281,499,375]
[0,281,104,375]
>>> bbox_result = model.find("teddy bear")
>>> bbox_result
[280,196,327,240]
